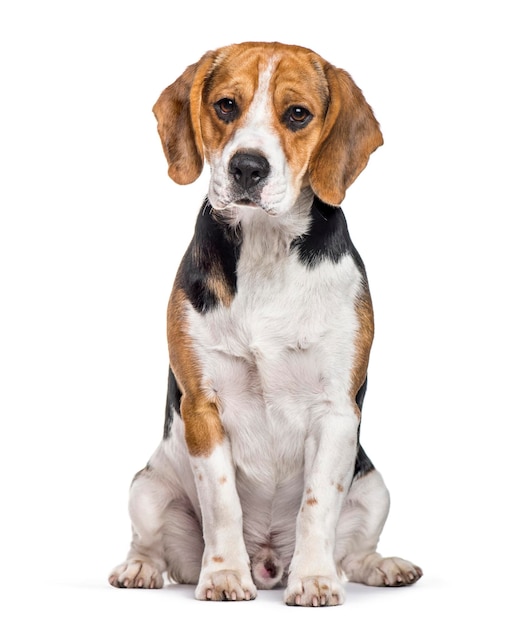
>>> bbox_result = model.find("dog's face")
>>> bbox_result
[199,48,328,216]
[153,42,383,212]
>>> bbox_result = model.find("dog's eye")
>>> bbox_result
[284,106,313,131]
[290,107,309,122]
[214,98,238,123]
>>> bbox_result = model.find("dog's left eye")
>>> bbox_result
[214,98,238,123]
[284,106,313,131]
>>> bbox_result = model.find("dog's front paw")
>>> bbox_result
[196,569,257,601]
[108,559,164,589]
[284,575,345,607]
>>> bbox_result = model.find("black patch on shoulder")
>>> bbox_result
[291,196,365,272]
[163,366,182,439]
[177,198,241,313]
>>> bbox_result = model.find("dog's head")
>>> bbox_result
[153,42,383,214]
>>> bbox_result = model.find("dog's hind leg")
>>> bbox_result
[109,466,171,589]
[163,500,203,584]
[336,468,423,587]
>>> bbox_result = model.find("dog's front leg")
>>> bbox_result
[191,437,256,601]
[169,292,256,601]
[180,392,257,601]
[285,406,359,607]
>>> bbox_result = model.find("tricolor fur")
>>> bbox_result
[109,41,422,606]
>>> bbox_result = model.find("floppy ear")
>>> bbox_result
[309,65,383,206]
[152,52,215,185]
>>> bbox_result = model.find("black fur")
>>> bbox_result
[353,378,375,479]
[164,367,182,439]
[354,444,375,479]
[291,196,366,273]
[355,376,368,412]
[176,199,241,314]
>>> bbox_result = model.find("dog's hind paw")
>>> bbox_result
[371,557,423,586]
[343,554,423,587]
[108,559,164,589]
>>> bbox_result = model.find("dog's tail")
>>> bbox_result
[251,547,284,590]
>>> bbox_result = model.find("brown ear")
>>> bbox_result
[309,65,383,206]
[152,52,215,185]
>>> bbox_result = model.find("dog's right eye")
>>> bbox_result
[214,98,238,123]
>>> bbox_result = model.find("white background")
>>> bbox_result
[1,1,525,623]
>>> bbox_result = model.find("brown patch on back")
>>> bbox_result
[167,287,224,457]
[306,497,318,506]
[350,286,375,413]
[212,556,224,563]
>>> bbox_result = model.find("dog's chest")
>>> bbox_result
[186,228,364,481]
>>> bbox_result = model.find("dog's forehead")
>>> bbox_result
[205,43,329,106]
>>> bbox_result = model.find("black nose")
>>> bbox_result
[229,152,270,191]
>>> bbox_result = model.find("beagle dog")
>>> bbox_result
[109,41,422,606]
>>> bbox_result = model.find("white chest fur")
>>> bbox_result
[185,209,365,485]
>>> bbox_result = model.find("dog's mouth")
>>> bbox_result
[235,197,258,207]
[229,197,278,216]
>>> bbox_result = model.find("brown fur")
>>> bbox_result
[166,287,224,456]
[349,287,375,411]
[308,63,384,205]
